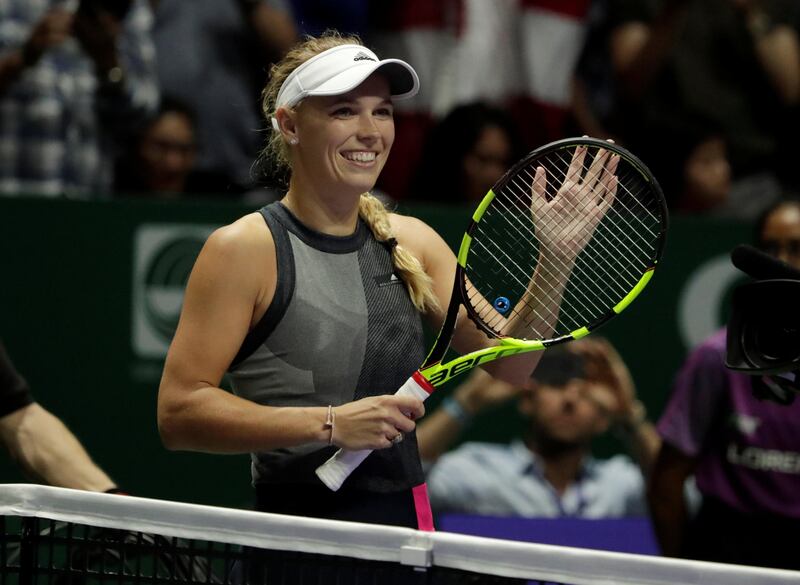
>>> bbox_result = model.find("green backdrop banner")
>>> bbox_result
[0,197,750,508]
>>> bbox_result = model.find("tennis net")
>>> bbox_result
[0,484,797,585]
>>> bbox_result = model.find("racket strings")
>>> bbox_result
[476,175,632,327]
[468,202,599,333]
[501,155,658,332]
[520,151,659,318]
[467,216,609,327]
[524,150,658,271]
[468,208,599,336]
[515,158,653,287]
[505,156,649,289]
[525,152,659,257]
[464,144,664,339]
[464,240,566,328]
[505,172,643,294]
[546,147,662,230]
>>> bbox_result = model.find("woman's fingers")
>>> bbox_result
[585,148,612,191]
[597,154,620,205]
[333,394,424,450]
[566,144,588,183]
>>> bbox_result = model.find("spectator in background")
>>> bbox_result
[0,338,118,492]
[669,132,731,215]
[607,0,800,196]
[422,340,661,518]
[0,0,159,198]
[410,102,524,206]
[151,0,297,195]
[114,97,235,199]
[368,0,592,199]
[646,117,784,219]
[648,200,800,570]
[115,97,197,198]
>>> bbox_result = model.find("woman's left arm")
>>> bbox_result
[392,149,618,387]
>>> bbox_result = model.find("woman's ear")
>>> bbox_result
[275,107,299,145]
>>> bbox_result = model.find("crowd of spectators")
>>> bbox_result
[1,0,797,214]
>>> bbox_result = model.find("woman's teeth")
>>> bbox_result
[343,151,376,162]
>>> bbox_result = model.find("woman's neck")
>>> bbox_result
[282,176,362,236]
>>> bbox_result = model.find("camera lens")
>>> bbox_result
[743,317,800,367]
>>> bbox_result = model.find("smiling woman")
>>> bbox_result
[155,32,554,531]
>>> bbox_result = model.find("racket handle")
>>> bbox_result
[315,373,432,491]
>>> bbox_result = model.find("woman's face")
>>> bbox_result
[761,204,800,270]
[462,125,512,202]
[683,137,731,209]
[138,112,196,193]
[290,74,395,197]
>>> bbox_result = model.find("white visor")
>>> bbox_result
[271,44,420,130]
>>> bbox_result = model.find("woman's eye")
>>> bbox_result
[333,107,354,117]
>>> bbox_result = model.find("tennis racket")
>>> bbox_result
[316,136,668,491]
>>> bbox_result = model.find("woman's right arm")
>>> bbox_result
[157,214,329,453]
[157,214,422,454]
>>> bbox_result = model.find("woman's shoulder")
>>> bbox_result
[208,212,274,251]
[388,211,436,242]
[195,212,276,279]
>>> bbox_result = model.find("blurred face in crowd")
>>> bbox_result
[761,203,800,270]
[287,74,395,198]
[684,138,731,209]
[519,378,612,453]
[682,136,731,210]
[462,125,512,202]
[138,111,196,194]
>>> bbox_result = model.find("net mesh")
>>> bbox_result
[1,485,797,585]
[465,141,666,340]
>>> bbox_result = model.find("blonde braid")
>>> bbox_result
[358,193,440,313]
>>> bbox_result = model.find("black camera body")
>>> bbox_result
[726,246,800,404]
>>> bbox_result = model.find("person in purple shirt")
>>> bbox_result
[648,200,800,570]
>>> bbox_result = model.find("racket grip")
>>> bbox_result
[315,373,433,491]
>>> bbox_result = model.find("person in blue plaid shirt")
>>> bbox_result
[0,0,158,198]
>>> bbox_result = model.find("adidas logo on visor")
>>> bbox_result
[353,51,376,62]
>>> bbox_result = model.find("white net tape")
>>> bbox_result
[0,484,796,585]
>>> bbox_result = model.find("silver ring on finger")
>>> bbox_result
[392,433,404,445]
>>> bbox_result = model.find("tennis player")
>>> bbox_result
[157,32,609,528]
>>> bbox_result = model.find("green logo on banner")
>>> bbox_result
[132,224,216,358]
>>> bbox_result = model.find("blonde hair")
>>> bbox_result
[260,32,439,314]
[261,31,363,173]
[358,193,440,313]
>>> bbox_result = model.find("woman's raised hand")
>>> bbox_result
[531,144,619,265]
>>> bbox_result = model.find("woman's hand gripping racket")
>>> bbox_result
[316,137,668,491]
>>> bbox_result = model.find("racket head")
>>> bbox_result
[456,136,668,346]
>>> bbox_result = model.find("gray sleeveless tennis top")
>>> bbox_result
[228,202,427,492]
